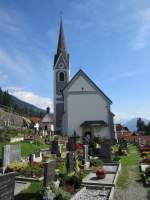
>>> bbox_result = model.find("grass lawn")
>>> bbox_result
[15,182,43,200]
[19,141,49,157]
[0,141,49,159]
[117,144,142,188]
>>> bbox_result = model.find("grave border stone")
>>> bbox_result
[0,172,15,200]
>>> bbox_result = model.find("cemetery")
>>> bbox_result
[0,130,123,200]
[0,123,149,200]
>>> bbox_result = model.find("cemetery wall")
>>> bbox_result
[118,135,150,144]
[0,108,25,129]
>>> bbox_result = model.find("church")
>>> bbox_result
[53,19,114,141]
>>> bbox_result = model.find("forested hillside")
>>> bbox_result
[0,88,44,117]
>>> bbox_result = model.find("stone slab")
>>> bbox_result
[0,172,15,200]
[103,165,118,173]
[82,173,116,186]
[14,181,31,196]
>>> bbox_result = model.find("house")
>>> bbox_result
[40,107,54,135]
[53,19,114,141]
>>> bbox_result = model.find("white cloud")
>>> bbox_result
[4,87,53,111]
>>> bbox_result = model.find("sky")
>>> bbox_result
[0,0,150,122]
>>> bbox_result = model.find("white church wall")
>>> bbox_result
[68,76,95,92]
[67,93,110,138]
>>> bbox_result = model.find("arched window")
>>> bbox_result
[59,72,65,82]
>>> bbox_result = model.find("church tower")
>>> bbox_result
[53,19,70,133]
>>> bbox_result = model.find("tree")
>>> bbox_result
[145,122,150,135]
[136,118,145,132]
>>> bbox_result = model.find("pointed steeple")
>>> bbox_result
[54,18,69,67]
[57,18,67,55]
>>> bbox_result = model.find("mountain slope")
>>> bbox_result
[125,118,149,132]
[10,95,44,113]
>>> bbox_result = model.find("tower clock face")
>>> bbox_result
[59,63,64,68]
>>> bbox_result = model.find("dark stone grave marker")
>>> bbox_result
[35,148,41,158]
[67,137,75,151]
[100,141,112,162]
[66,152,74,173]
[43,160,56,188]
[51,140,59,154]
[0,172,15,200]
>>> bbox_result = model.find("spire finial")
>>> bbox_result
[59,10,63,22]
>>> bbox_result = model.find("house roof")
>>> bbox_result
[31,117,40,124]
[41,113,53,123]
[63,69,112,104]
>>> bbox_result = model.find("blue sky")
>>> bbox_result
[0,0,150,122]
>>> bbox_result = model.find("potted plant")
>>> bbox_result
[96,166,106,179]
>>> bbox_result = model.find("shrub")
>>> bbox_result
[55,188,71,200]
[113,156,121,162]
[145,167,150,177]
[65,175,82,189]
[90,158,103,167]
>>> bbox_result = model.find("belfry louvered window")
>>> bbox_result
[59,72,65,81]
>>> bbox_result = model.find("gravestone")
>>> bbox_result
[51,140,59,155]
[0,172,15,200]
[43,160,56,188]
[100,141,112,162]
[66,152,74,173]
[2,144,21,169]
[67,137,75,151]
[30,149,42,163]
[35,148,41,158]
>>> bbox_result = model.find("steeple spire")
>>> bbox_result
[54,18,69,66]
[57,18,67,54]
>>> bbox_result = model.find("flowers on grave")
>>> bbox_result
[74,152,80,174]
[140,147,150,152]
[7,161,44,178]
[142,151,150,156]
[96,166,106,179]
[143,155,150,163]
[75,143,83,150]
[7,161,28,172]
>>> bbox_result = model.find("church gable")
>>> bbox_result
[63,69,112,104]
[68,75,95,92]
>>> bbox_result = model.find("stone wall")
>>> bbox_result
[0,108,26,129]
